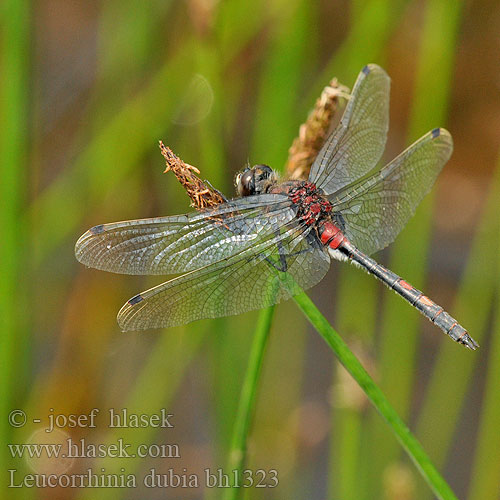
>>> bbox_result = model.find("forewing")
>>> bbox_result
[309,64,390,195]
[75,194,293,275]
[117,224,330,330]
[331,128,453,255]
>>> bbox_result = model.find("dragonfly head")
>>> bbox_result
[235,164,277,196]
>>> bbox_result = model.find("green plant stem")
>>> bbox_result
[223,306,275,500]
[0,1,30,492]
[466,154,500,500]
[293,292,458,500]
[467,288,500,500]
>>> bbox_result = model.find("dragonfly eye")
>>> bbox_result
[237,169,255,196]
[253,164,273,180]
[236,164,276,197]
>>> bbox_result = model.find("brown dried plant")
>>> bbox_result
[159,141,226,209]
[285,78,349,180]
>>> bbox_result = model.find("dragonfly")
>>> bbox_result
[75,64,478,350]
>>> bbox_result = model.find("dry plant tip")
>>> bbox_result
[285,78,349,180]
[158,140,226,210]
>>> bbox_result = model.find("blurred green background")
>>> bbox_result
[1,0,500,499]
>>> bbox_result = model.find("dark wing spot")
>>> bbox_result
[90,224,105,235]
[362,65,371,75]
[431,128,441,138]
[128,294,144,306]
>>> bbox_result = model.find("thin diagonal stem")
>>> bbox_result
[293,292,458,500]
[223,306,275,500]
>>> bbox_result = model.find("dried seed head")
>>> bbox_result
[159,141,226,210]
[286,79,349,180]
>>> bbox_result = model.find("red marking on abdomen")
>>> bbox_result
[432,308,444,320]
[320,222,339,245]
[399,280,413,291]
[329,232,345,249]
[419,295,434,306]
[320,221,347,248]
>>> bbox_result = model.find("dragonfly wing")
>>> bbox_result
[308,64,390,195]
[75,194,294,275]
[117,224,330,330]
[332,128,453,256]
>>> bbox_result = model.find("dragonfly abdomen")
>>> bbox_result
[331,237,479,350]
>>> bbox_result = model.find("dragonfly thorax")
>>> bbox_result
[288,182,332,226]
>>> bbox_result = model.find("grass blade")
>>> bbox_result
[223,306,275,500]
[465,156,500,500]
[294,292,458,500]
[0,1,30,493]
[467,281,500,499]
[466,198,500,500]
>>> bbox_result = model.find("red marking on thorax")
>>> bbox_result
[288,182,332,227]
[310,203,321,214]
